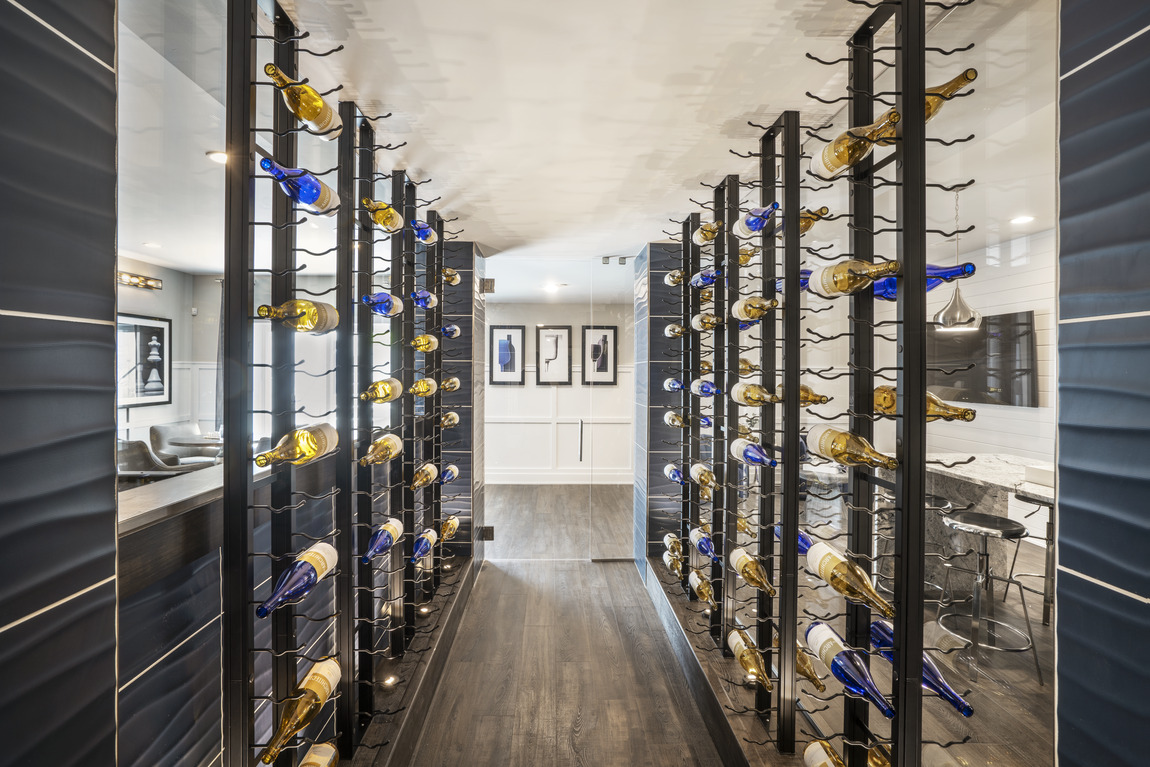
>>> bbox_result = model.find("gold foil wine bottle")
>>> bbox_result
[806,259,902,298]
[809,110,901,179]
[731,382,778,407]
[440,411,460,428]
[691,312,722,332]
[924,68,978,124]
[664,269,685,287]
[690,462,717,489]
[255,424,337,467]
[775,634,827,692]
[664,411,688,429]
[738,358,760,376]
[868,744,893,767]
[663,533,683,557]
[727,629,773,691]
[257,299,339,334]
[776,383,831,407]
[794,206,830,237]
[692,220,723,246]
[264,64,342,140]
[738,243,759,266]
[807,540,895,618]
[736,517,758,539]
[257,658,341,763]
[411,334,439,352]
[663,550,685,579]
[441,515,460,541]
[731,547,775,595]
[700,360,714,375]
[360,377,403,404]
[700,288,714,303]
[873,385,976,422]
[441,376,461,392]
[442,267,462,286]
[688,569,718,609]
[731,295,779,321]
[299,742,338,767]
[803,740,847,767]
[806,425,897,470]
[362,198,403,233]
[665,323,687,339]
[359,433,403,467]
[409,377,438,397]
[411,462,439,490]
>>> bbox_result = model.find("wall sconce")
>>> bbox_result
[118,271,163,290]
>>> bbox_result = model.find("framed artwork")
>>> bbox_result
[489,324,526,385]
[117,313,173,407]
[536,325,572,385]
[581,325,618,386]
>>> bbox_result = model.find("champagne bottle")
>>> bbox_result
[256,542,337,618]
[738,358,760,376]
[736,517,758,539]
[692,220,723,246]
[412,528,438,561]
[700,360,714,375]
[806,622,895,719]
[688,569,718,609]
[411,289,438,309]
[731,547,776,595]
[873,385,977,422]
[411,334,439,352]
[411,219,438,244]
[691,378,722,398]
[255,424,338,467]
[359,433,403,467]
[664,463,688,486]
[664,323,688,339]
[732,202,781,239]
[442,267,462,286]
[772,524,814,556]
[440,411,460,428]
[807,540,895,619]
[803,740,847,767]
[738,244,759,266]
[689,525,721,562]
[807,259,902,298]
[663,377,686,393]
[691,312,722,332]
[689,267,723,289]
[731,382,777,407]
[807,425,897,470]
[924,68,979,125]
[257,300,339,334]
[409,377,438,397]
[872,262,975,301]
[412,462,439,490]
[776,634,827,692]
[362,198,403,232]
[360,377,403,404]
[774,206,831,238]
[809,110,901,180]
[441,515,460,540]
[664,411,688,429]
[441,376,461,392]
[440,324,461,339]
[700,288,714,303]
[776,384,830,407]
[665,269,685,287]
[264,63,342,140]
[868,745,892,767]
[700,485,713,503]
[300,742,339,767]
[663,533,683,556]
[663,550,685,580]
[438,464,460,485]
[870,619,973,717]
[361,291,404,317]
[689,463,717,490]
[728,629,773,690]
[257,658,342,763]
[363,517,403,563]
[730,438,778,468]
[260,158,340,216]
[731,295,779,321]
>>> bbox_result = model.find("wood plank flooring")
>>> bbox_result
[482,485,633,561]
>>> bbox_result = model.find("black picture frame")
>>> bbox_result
[535,325,572,386]
[489,324,526,386]
[581,325,618,386]
[116,313,174,407]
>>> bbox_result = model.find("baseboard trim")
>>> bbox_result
[485,470,633,484]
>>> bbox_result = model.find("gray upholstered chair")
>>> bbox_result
[150,422,220,466]
[117,440,199,474]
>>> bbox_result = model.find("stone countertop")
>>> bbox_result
[927,453,1054,505]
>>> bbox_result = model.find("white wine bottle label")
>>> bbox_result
[662,550,678,569]
[803,740,846,767]
[423,529,439,547]
[301,658,342,702]
[382,518,404,541]
[309,302,340,334]
[309,183,341,217]
[805,425,836,461]
[727,629,750,656]
[308,101,343,140]
[298,542,338,579]
[806,541,844,583]
[688,569,704,592]
[809,144,846,181]
[730,546,754,575]
[689,464,712,485]
[307,423,339,456]
[300,742,338,767]
[805,622,846,672]
[730,438,756,462]
[805,265,843,298]
[663,533,680,550]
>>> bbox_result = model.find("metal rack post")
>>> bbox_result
[401,178,419,645]
[709,181,727,646]
[387,171,409,657]
[720,174,741,654]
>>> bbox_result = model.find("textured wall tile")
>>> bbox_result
[18,0,115,67]
[1060,0,1150,75]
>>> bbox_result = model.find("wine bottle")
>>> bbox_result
[359,433,403,467]
[440,411,460,428]
[442,267,462,286]
[438,464,460,485]
[803,740,847,767]
[441,515,460,541]
[256,542,337,618]
[665,269,685,287]
[411,219,438,244]
[410,334,439,353]
[412,462,439,490]
[663,533,683,556]
[738,244,759,266]
[772,524,815,555]
[692,220,723,246]
[689,525,721,562]
[700,288,714,303]
[699,415,713,428]
[260,158,340,216]
[663,550,685,580]
[689,463,717,489]
[776,634,827,692]
[689,267,723,289]
[664,411,688,429]
[700,360,714,374]
[361,291,404,317]
[731,382,777,407]
[257,658,342,763]
[264,63,342,140]
[257,299,339,334]
[736,517,758,539]
[441,376,461,392]
[806,622,895,719]
[738,358,760,376]
[776,383,830,406]
[807,259,902,298]
[870,619,973,717]
[410,377,438,397]
[255,424,338,467]
[412,528,438,561]
[663,377,686,393]
[807,540,895,619]
[362,198,403,232]
[362,517,404,562]
[732,297,779,325]
[924,68,979,125]
[691,378,722,398]
[440,324,461,339]
[872,262,976,301]
[774,206,831,239]
[730,547,776,595]
[665,323,687,339]
[732,202,781,239]
[728,629,773,690]
[688,569,718,609]
[730,438,778,468]
[868,745,892,767]
[360,377,403,404]
[664,463,688,486]
[691,312,722,332]
[411,289,438,309]
[809,110,901,180]
[700,485,713,503]
[806,425,897,470]
[299,742,339,767]
[873,385,977,422]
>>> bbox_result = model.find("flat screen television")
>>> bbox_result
[926,310,1039,407]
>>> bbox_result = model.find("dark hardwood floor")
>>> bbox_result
[482,484,633,561]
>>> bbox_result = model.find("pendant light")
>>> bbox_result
[934,192,981,331]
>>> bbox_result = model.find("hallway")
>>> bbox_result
[411,487,723,766]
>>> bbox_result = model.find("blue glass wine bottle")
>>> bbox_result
[690,378,722,398]
[663,378,687,393]
[870,620,974,717]
[872,262,976,301]
[361,291,404,317]
[412,528,438,561]
[362,518,404,563]
[732,201,781,239]
[730,438,778,467]
[256,542,337,618]
[440,324,461,339]
[689,526,721,563]
[411,219,438,244]
[689,267,723,289]
[772,524,814,555]
[260,157,340,216]
[806,622,895,719]
[664,464,688,486]
[438,464,460,485]
[411,289,438,309]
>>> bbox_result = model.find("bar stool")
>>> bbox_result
[1005,490,1055,626]
[872,494,954,596]
[936,510,1044,686]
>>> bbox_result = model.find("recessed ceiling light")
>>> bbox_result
[1010,215,1034,225]
[142,242,161,249]
[206,151,227,164]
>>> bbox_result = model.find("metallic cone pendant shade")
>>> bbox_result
[934,284,981,330]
